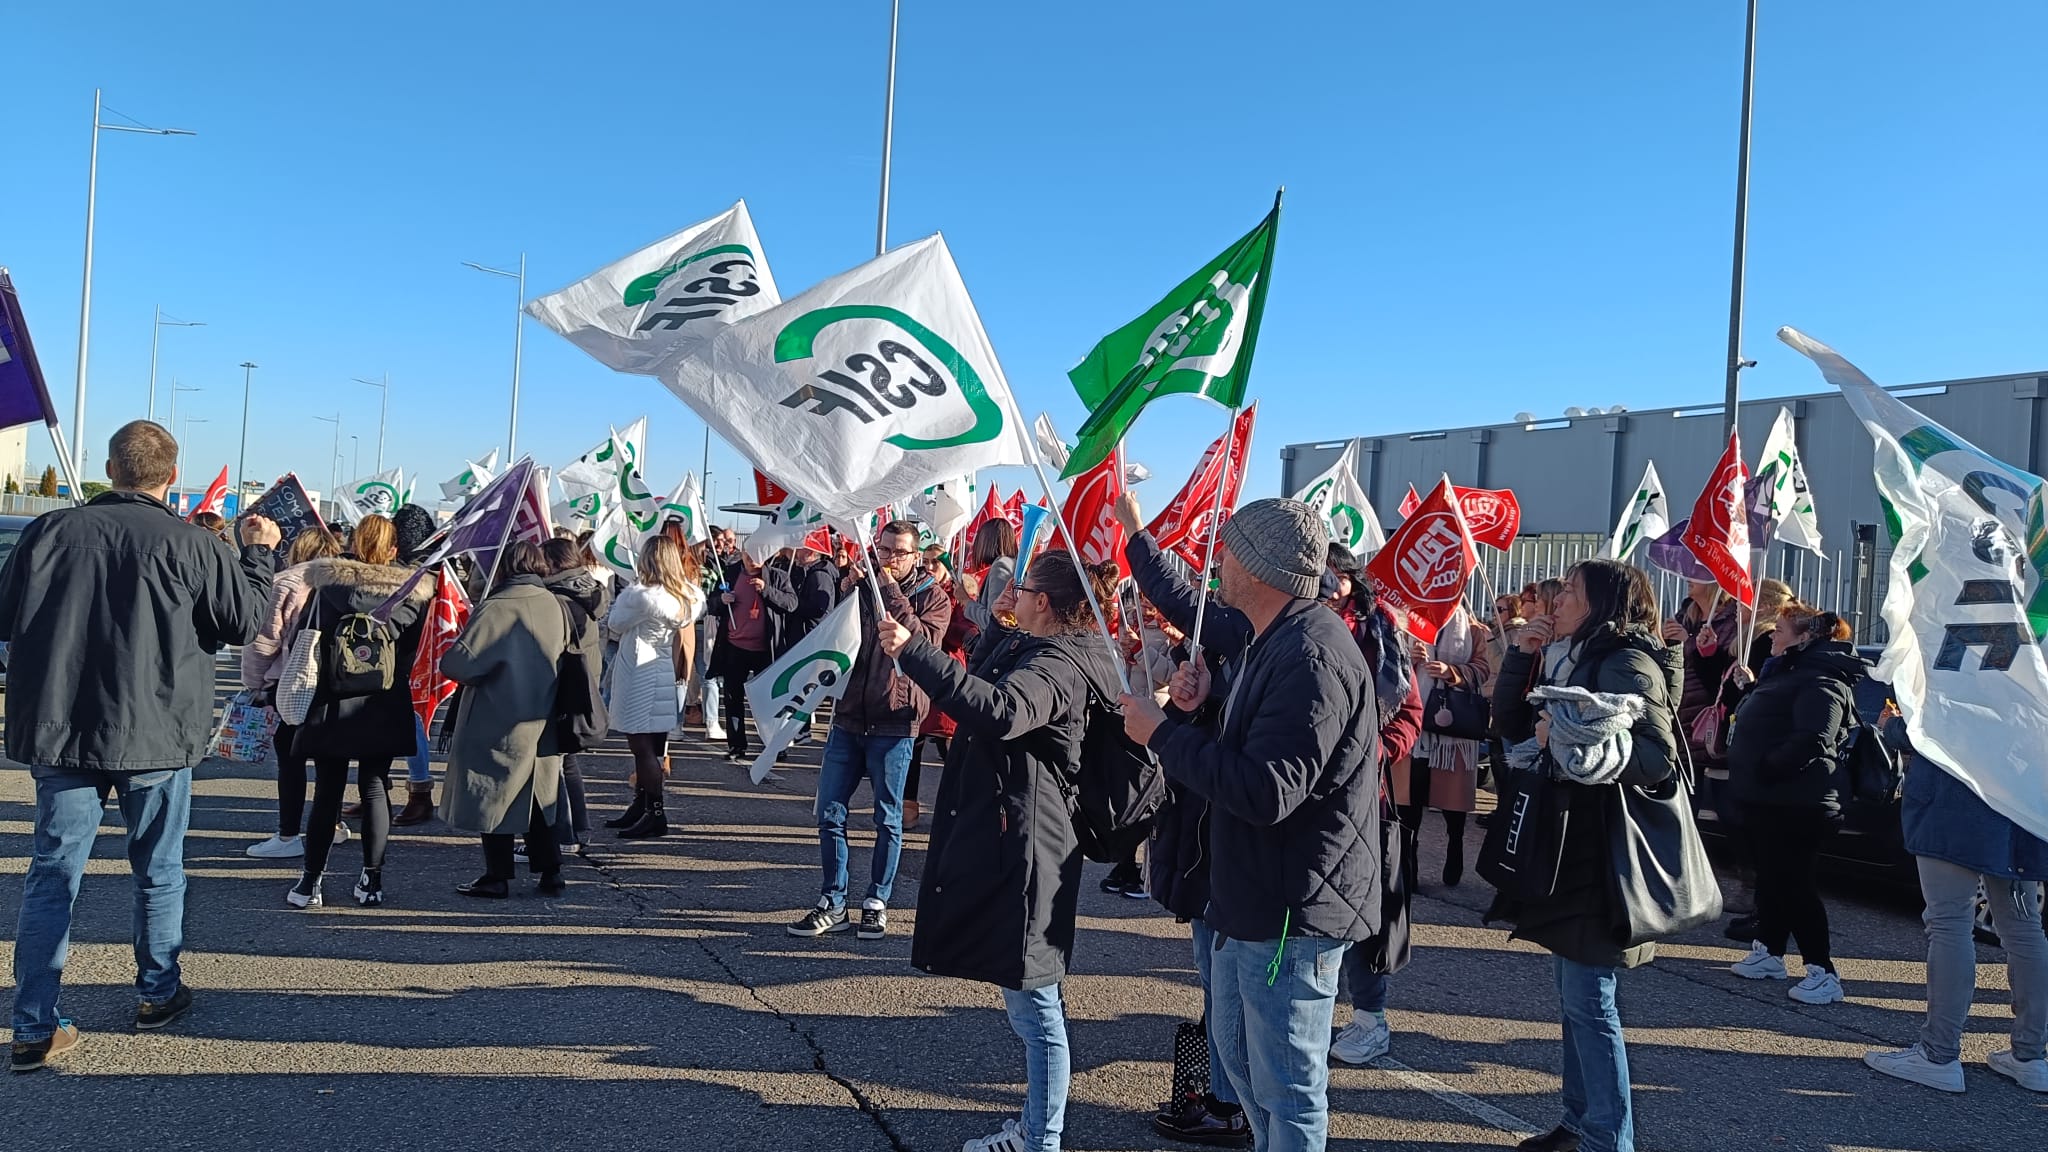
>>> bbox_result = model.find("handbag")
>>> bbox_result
[208,690,279,763]
[1606,763,1725,947]
[275,624,323,726]
[1422,682,1490,741]
[1361,787,1416,976]
[1687,663,1741,759]
[1477,754,1571,902]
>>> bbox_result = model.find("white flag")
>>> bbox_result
[1755,407,1824,554]
[525,201,781,377]
[742,491,829,566]
[439,450,499,502]
[660,472,710,544]
[1290,440,1385,556]
[1033,413,1071,473]
[1782,326,2048,844]
[661,233,1030,523]
[338,468,406,525]
[1604,460,1671,560]
[745,595,864,783]
[914,475,975,550]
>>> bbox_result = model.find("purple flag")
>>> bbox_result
[424,457,535,569]
[0,269,61,431]
[1644,518,1718,583]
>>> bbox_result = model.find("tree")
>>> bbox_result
[37,466,58,498]
[80,481,111,499]
[3,475,17,495]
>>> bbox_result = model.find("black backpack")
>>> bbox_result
[1842,719,1902,804]
[325,611,398,698]
[1043,646,1167,864]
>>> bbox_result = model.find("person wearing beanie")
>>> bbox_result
[390,503,442,826]
[1120,497,1382,1152]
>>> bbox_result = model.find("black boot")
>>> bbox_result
[617,791,668,839]
[603,791,647,830]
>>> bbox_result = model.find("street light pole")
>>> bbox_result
[236,362,257,498]
[876,0,900,257]
[177,416,207,509]
[73,89,196,473]
[169,384,200,498]
[146,308,204,424]
[314,414,341,516]
[351,435,360,481]
[353,373,389,472]
[1722,0,1759,439]
[462,258,526,460]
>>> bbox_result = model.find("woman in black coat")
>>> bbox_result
[286,515,431,909]
[1723,607,1864,1005]
[1489,559,1681,1152]
[878,550,1118,1152]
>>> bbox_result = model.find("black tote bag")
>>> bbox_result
[1606,767,1724,947]
[1477,757,1571,903]
[1422,683,1491,741]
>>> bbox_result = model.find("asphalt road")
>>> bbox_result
[2,721,2043,1151]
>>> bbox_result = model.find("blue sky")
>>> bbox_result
[3,1,2042,518]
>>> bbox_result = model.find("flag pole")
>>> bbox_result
[1023,441,1132,695]
[1184,406,1242,668]
[44,422,88,507]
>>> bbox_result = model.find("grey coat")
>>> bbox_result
[439,576,566,836]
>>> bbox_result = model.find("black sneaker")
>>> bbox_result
[857,905,888,940]
[135,985,193,1032]
[1101,861,1141,894]
[536,872,566,897]
[352,870,384,907]
[1152,1093,1249,1148]
[1515,1127,1583,1152]
[787,902,850,937]
[10,1021,81,1074]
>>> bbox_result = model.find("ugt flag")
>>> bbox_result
[1682,430,1754,606]
[1065,199,1279,479]
[1453,487,1522,551]
[662,234,1030,523]
[189,466,231,522]
[1605,460,1670,560]
[1149,404,1257,570]
[1291,439,1386,556]
[410,564,471,735]
[1060,450,1127,578]
[746,595,864,783]
[527,201,781,377]
[1365,476,1478,644]
[1783,327,2048,843]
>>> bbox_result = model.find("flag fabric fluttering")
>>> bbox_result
[526,201,781,378]
[1748,407,1824,554]
[660,234,1030,523]
[1365,477,1479,644]
[1681,430,1755,606]
[955,485,1003,570]
[1291,439,1386,557]
[409,564,471,735]
[1397,485,1422,520]
[0,268,61,433]
[1645,518,1717,583]
[1453,487,1521,551]
[745,595,865,783]
[440,450,499,502]
[189,466,231,521]
[1059,450,1128,578]
[1148,404,1257,571]
[1001,491,1027,537]
[1782,326,2048,843]
[422,457,537,570]
[338,468,405,525]
[1605,460,1671,560]
[913,475,975,551]
[1013,502,1056,589]
[1033,413,1071,474]
[1065,200,1280,479]
[660,472,711,544]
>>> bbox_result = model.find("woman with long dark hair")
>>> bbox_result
[877,550,1118,1152]
[1490,559,1682,1152]
[961,518,1019,633]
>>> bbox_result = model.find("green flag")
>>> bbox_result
[1063,196,1280,478]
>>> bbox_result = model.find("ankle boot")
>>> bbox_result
[618,791,669,839]
[604,791,648,830]
[392,784,435,827]
[1443,835,1465,888]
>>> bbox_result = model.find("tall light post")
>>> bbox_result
[176,416,207,510]
[352,372,389,472]
[146,308,204,423]
[168,383,201,452]
[313,413,342,515]
[236,362,258,498]
[350,435,360,481]
[461,257,525,461]
[1722,0,1759,438]
[75,89,196,474]
[876,0,901,257]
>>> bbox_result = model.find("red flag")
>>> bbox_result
[1366,477,1479,644]
[1147,405,1257,570]
[1059,451,1129,577]
[1451,486,1521,550]
[1682,430,1754,606]
[188,466,230,521]
[753,470,788,506]
[956,486,1003,571]
[1397,484,1422,519]
[1001,491,1027,536]
[410,565,471,734]
[512,465,553,546]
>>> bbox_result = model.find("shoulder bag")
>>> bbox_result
[1422,681,1491,741]
[275,606,323,726]
[1606,758,1724,947]
[1477,751,1572,902]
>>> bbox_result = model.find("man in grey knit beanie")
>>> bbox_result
[1217,499,1327,603]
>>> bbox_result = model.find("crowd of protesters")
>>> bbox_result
[4,420,2045,1152]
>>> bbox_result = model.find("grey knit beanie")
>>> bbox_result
[1220,498,1327,600]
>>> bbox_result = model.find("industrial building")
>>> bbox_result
[1280,367,2048,640]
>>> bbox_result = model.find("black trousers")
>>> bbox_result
[557,754,590,845]
[720,645,774,757]
[484,800,562,880]
[907,735,948,802]
[1743,803,1835,971]
[305,757,393,878]
[273,722,308,838]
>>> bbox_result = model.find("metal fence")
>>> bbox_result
[0,493,70,516]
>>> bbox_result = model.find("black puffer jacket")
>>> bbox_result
[1149,597,1381,944]
[291,559,432,763]
[1726,639,1864,816]
[899,624,1117,991]
[1490,625,1682,969]
[544,568,611,743]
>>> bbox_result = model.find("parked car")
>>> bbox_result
[0,512,37,689]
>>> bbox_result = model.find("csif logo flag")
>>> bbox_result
[660,472,710,545]
[744,595,864,783]
[1291,439,1386,556]
[527,201,781,377]
[662,234,1029,523]
[339,468,405,525]
[1365,476,1478,644]
[1605,460,1671,561]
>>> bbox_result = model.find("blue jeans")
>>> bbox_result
[1555,957,1634,1152]
[815,728,912,909]
[1189,918,1239,1105]
[406,712,431,785]
[1211,933,1347,1152]
[1341,943,1388,1013]
[12,764,192,1042]
[1001,984,1070,1152]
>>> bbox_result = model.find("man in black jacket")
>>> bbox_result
[1121,498,1379,1152]
[4,421,279,1073]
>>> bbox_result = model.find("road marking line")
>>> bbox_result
[1372,1055,1541,1139]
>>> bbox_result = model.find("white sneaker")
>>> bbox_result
[1330,1015,1391,1065]
[1864,1044,1965,1093]
[1730,941,1788,980]
[1989,1049,2048,1092]
[705,724,729,743]
[246,834,304,859]
[285,874,324,909]
[961,1119,1029,1152]
[1788,965,1844,1004]
[332,822,350,845]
